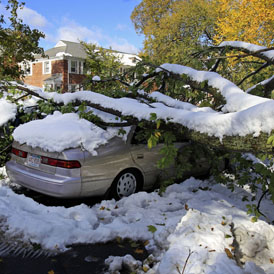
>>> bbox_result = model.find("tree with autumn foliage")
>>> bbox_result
[131,0,274,90]
[131,0,218,67]
[214,0,274,47]
[211,0,274,88]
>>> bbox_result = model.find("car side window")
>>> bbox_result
[131,126,166,145]
[131,126,147,145]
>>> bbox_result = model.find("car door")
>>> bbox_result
[129,127,166,188]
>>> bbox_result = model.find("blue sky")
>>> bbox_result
[1,0,144,53]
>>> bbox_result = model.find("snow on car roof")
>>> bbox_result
[13,111,130,155]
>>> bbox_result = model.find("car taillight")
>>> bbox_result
[41,156,81,169]
[11,147,28,158]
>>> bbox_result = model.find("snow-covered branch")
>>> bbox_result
[218,41,274,64]
[8,77,274,153]
[246,76,274,98]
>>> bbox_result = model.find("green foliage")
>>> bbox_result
[147,225,157,233]
[246,204,261,223]
[157,132,177,169]
[37,100,56,115]
[81,41,124,94]
[213,150,274,221]
[267,135,274,147]
[0,0,44,79]
[0,123,13,166]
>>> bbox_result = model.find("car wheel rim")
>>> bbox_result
[117,172,137,198]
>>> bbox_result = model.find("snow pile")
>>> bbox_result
[12,111,129,155]
[105,254,142,273]
[0,99,17,127]
[0,176,274,273]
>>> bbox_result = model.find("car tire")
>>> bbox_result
[110,169,142,200]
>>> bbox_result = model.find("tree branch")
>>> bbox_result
[209,49,225,72]
[210,46,274,64]
[256,189,271,223]
[237,62,269,86]
[247,76,274,98]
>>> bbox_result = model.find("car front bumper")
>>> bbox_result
[6,160,81,198]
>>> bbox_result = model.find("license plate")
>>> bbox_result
[27,154,41,168]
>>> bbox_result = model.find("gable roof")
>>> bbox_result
[35,40,87,60]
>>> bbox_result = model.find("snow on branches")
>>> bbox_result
[1,41,274,153]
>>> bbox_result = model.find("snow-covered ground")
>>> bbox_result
[0,167,274,274]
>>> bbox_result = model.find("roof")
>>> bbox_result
[35,40,87,60]
[34,40,140,66]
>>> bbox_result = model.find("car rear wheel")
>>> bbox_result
[110,169,142,200]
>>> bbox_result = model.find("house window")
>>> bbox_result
[22,62,32,76]
[79,61,84,74]
[70,60,77,73]
[69,84,77,92]
[43,61,51,74]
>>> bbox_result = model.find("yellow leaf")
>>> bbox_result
[143,265,150,272]
[144,240,150,246]
[134,248,144,254]
[48,270,55,274]
[224,248,233,259]
[154,131,161,138]
[116,236,122,243]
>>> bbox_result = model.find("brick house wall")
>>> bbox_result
[69,74,86,85]
[23,59,86,93]
[23,60,66,88]
[23,62,45,87]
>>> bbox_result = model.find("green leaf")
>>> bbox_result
[156,120,161,129]
[147,134,158,149]
[130,241,139,248]
[147,225,157,233]
[251,216,258,223]
[148,138,153,149]
[267,135,274,146]
[149,113,157,121]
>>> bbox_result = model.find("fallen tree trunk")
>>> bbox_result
[10,84,274,154]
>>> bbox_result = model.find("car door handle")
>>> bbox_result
[137,154,144,159]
